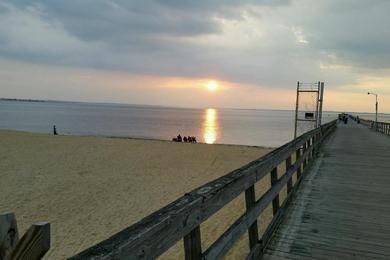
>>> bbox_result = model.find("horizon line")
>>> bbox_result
[0,97,388,115]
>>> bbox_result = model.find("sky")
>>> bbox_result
[0,0,390,112]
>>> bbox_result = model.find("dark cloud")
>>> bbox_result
[0,0,389,89]
[301,0,390,70]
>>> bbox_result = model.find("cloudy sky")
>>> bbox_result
[1,0,389,112]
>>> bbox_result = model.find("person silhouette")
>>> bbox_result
[53,125,58,135]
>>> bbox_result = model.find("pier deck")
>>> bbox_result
[263,120,390,259]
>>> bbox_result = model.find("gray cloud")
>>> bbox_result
[0,0,389,90]
[300,0,390,70]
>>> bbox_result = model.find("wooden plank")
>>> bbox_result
[245,185,259,250]
[296,148,302,179]
[0,213,19,260]
[10,222,50,260]
[263,120,390,259]
[302,142,307,170]
[246,242,263,260]
[69,120,337,260]
[286,156,292,194]
[203,148,312,260]
[260,156,316,255]
[270,168,279,215]
[184,226,202,260]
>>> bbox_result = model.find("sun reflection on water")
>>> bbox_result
[203,108,218,144]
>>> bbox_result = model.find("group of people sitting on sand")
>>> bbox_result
[172,134,197,143]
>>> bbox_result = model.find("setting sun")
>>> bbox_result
[207,81,218,91]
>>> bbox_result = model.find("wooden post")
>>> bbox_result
[270,168,279,215]
[245,185,259,249]
[286,156,292,194]
[184,226,202,260]
[10,222,50,260]
[0,213,19,260]
[296,147,302,179]
[303,142,307,169]
[312,135,316,157]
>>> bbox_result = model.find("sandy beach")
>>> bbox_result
[0,130,275,259]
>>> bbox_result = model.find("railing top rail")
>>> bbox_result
[69,120,337,260]
[350,115,389,125]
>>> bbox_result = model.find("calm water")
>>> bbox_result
[2,100,384,147]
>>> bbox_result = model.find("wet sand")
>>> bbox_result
[0,130,274,259]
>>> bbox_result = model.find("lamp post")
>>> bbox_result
[367,92,378,130]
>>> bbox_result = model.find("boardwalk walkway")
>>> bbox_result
[263,120,390,259]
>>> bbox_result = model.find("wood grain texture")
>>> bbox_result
[285,156,292,194]
[0,213,19,260]
[203,145,314,260]
[68,121,336,260]
[10,222,50,260]
[245,185,259,250]
[184,226,202,260]
[296,148,302,179]
[263,120,390,259]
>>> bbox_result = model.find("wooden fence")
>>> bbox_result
[0,213,50,260]
[69,120,337,260]
[350,115,390,136]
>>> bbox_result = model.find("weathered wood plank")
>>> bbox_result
[69,120,336,260]
[0,213,19,260]
[184,226,202,260]
[203,147,313,259]
[10,222,50,260]
[270,168,279,216]
[285,156,292,194]
[263,119,390,259]
[302,142,307,170]
[245,185,259,250]
[295,148,302,179]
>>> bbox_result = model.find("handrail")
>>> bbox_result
[349,115,390,136]
[68,120,337,260]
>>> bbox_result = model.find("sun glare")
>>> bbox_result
[203,108,218,144]
[207,81,218,91]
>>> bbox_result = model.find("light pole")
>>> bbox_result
[367,92,378,129]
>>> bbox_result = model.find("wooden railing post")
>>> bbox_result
[313,134,318,156]
[0,213,19,260]
[286,156,292,194]
[184,226,202,260]
[9,222,50,260]
[303,142,307,169]
[245,185,259,250]
[270,168,279,215]
[67,120,338,260]
[296,147,302,179]
[1,213,50,260]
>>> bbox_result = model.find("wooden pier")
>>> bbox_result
[66,116,390,260]
[263,119,390,259]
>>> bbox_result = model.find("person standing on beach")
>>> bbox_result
[53,125,58,135]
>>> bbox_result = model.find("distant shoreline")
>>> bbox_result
[0,128,275,149]
[1,97,388,115]
[0,98,47,103]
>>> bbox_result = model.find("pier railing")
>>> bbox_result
[350,116,390,136]
[0,213,50,260]
[69,120,337,260]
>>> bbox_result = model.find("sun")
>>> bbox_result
[206,81,218,91]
